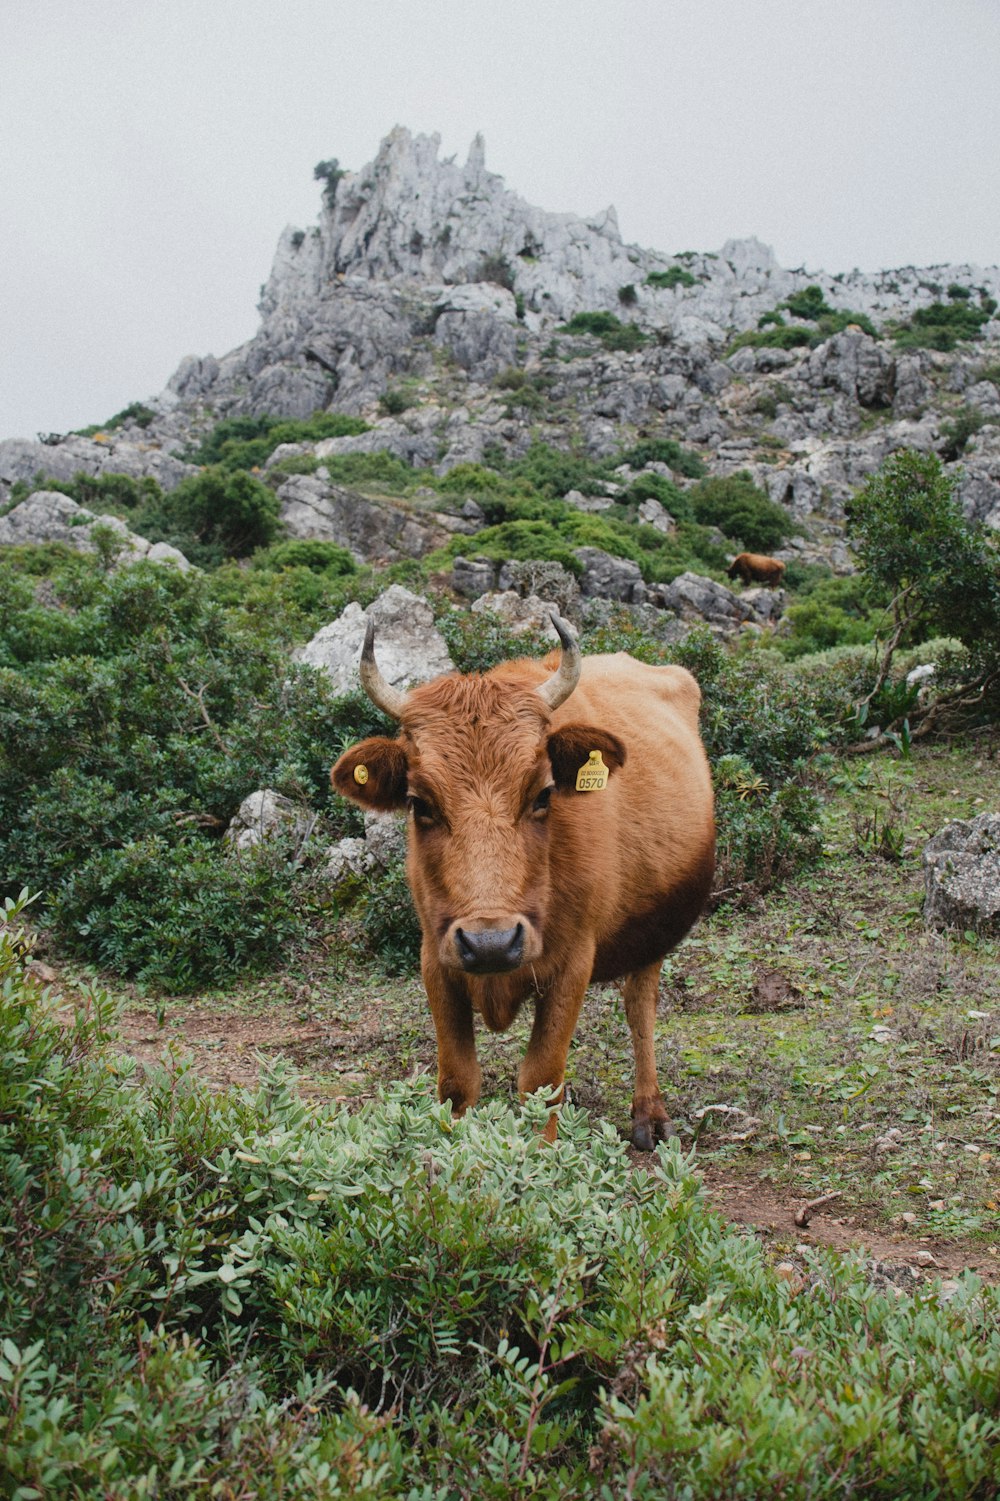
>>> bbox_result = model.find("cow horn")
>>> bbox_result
[359,620,407,721]
[536,612,582,710]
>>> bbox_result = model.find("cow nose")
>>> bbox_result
[455,923,525,974]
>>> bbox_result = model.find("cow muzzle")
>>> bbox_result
[454,922,525,974]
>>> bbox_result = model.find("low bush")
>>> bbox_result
[43,469,164,514]
[619,436,706,478]
[3,906,997,1498]
[687,471,794,551]
[892,296,996,352]
[775,574,884,659]
[51,834,309,990]
[645,265,696,290]
[0,557,347,988]
[182,411,370,471]
[252,539,357,575]
[131,465,281,565]
[558,311,648,351]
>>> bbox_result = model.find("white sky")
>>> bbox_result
[4,0,1000,439]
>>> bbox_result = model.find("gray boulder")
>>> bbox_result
[296,584,454,696]
[805,330,895,409]
[637,496,676,533]
[470,592,562,637]
[0,490,192,569]
[224,789,315,852]
[652,571,756,630]
[277,474,460,562]
[451,555,499,598]
[573,547,646,603]
[923,813,1000,937]
[324,810,406,885]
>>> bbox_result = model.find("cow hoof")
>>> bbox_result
[629,1115,671,1152]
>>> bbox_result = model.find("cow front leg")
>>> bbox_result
[622,961,671,1151]
[423,959,481,1116]
[518,957,592,1143]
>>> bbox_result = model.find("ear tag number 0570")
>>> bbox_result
[576,750,609,792]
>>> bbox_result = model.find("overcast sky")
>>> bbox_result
[4,0,1000,440]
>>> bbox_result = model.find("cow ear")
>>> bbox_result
[546,724,626,791]
[331,737,408,810]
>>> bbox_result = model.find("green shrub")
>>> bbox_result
[645,266,696,290]
[378,386,417,416]
[0,558,348,985]
[619,437,706,478]
[74,400,156,436]
[183,412,369,471]
[847,449,1000,665]
[623,472,690,518]
[617,282,637,305]
[476,253,516,290]
[892,297,995,351]
[131,465,280,564]
[728,322,814,354]
[317,450,418,490]
[776,574,883,659]
[559,311,648,350]
[4,920,996,1499]
[33,469,164,515]
[254,539,357,575]
[687,471,793,551]
[782,284,833,320]
[362,856,422,974]
[939,404,988,460]
[52,834,308,990]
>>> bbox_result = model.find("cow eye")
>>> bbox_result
[530,785,554,817]
[407,794,437,828]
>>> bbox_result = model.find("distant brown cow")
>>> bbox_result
[727,552,786,586]
[331,616,715,1147]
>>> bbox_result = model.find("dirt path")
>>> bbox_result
[117,1000,998,1287]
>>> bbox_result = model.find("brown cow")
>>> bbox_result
[727,552,786,586]
[331,616,715,1147]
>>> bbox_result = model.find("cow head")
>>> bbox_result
[331,615,625,976]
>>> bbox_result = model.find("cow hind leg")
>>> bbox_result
[622,961,672,1151]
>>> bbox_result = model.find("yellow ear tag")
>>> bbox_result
[353,764,369,786]
[576,750,609,792]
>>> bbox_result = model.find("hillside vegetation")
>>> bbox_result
[3,129,1000,1493]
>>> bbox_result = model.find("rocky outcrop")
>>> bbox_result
[573,547,646,604]
[224,789,315,852]
[324,810,406,884]
[296,584,454,696]
[470,592,562,636]
[0,490,192,569]
[7,126,1000,579]
[923,813,1000,937]
[277,473,473,563]
[0,434,195,499]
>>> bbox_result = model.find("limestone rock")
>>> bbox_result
[277,474,458,562]
[0,490,192,569]
[452,555,499,598]
[573,547,646,603]
[637,496,676,533]
[652,571,756,630]
[224,789,315,852]
[470,592,562,636]
[362,810,406,866]
[323,837,373,884]
[296,584,454,696]
[923,813,1000,937]
[805,331,895,409]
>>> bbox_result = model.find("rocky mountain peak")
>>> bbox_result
[260,125,639,325]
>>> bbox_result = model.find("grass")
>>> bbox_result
[66,732,997,1269]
